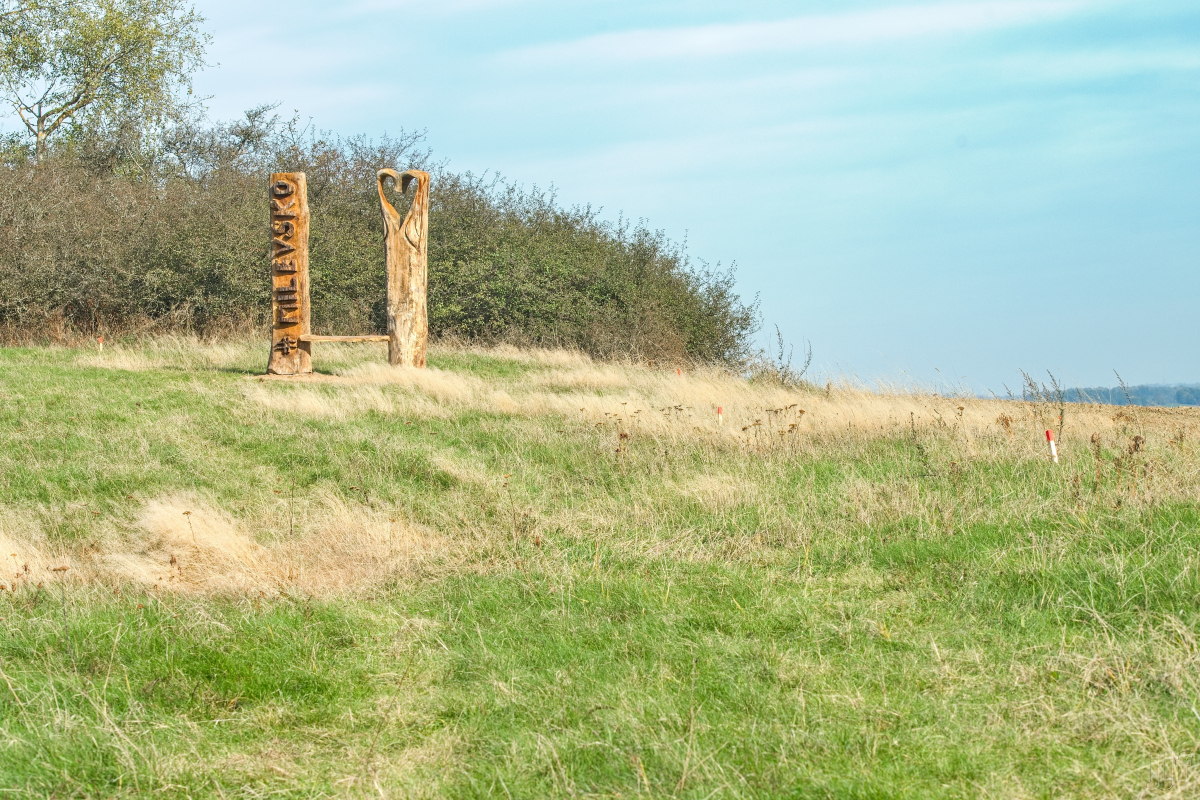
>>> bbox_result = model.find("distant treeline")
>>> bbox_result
[0,107,758,366]
[1067,385,1200,407]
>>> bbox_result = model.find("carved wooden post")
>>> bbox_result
[378,168,430,367]
[267,173,312,375]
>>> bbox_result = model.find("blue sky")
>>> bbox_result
[124,2,1200,389]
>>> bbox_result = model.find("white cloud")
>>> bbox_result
[344,0,528,13]
[995,47,1200,80]
[504,1,1099,65]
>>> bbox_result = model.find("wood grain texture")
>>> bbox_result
[299,335,390,343]
[378,168,430,368]
[266,173,312,375]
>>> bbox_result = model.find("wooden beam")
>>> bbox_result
[266,173,312,375]
[299,335,390,343]
[378,168,430,368]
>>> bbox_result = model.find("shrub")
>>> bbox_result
[0,112,758,365]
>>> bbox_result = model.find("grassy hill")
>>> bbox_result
[2,339,1199,798]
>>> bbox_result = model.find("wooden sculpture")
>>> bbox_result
[263,169,429,373]
[378,168,430,368]
[267,172,312,375]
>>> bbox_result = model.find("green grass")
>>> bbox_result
[1,339,1199,798]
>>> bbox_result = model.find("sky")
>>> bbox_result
[119,2,1200,390]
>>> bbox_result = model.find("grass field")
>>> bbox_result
[1,338,1199,798]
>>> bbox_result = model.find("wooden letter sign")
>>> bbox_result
[267,172,312,375]
[378,168,430,367]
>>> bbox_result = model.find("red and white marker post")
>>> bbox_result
[717,406,723,426]
[1045,429,1058,463]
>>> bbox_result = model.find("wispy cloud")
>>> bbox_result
[345,0,527,13]
[505,1,1099,64]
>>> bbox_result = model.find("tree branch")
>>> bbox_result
[0,2,41,23]
[0,0,210,152]
[13,102,35,134]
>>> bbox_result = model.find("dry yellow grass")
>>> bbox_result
[1,493,450,598]
[0,518,66,592]
[73,336,264,371]
[5,337,1200,797]
[8,338,1200,600]
[236,343,1200,455]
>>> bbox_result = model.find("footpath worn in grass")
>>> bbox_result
[1,338,1199,798]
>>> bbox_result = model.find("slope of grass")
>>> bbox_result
[1,338,1199,798]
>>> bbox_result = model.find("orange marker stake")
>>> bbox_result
[717,406,723,426]
[1045,430,1058,463]
[98,335,104,353]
